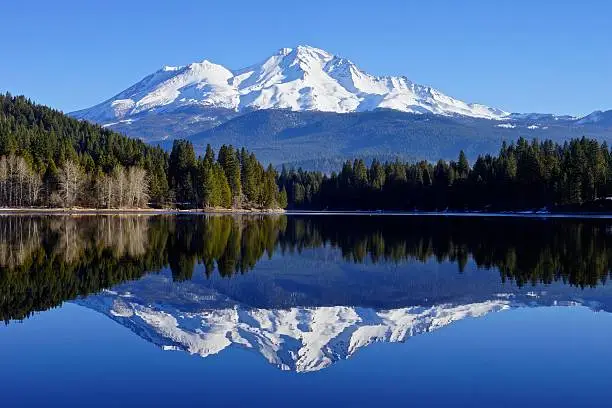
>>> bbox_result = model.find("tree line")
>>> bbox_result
[0,93,284,209]
[279,137,612,211]
[168,140,287,209]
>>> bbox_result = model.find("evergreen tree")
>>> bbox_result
[278,186,288,209]
[241,151,261,204]
[279,137,612,212]
[168,140,197,205]
[261,164,278,208]
[369,159,386,190]
[218,145,242,207]
[457,150,470,179]
[216,164,232,208]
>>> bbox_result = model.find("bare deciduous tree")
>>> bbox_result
[127,167,149,208]
[0,154,150,209]
[0,157,8,205]
[59,160,83,207]
[27,172,42,205]
[93,165,150,208]
[15,158,28,206]
[113,166,127,208]
[0,155,42,207]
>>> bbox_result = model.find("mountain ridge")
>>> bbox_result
[173,109,612,168]
[71,45,509,123]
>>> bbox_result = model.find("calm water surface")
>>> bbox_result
[1,214,612,407]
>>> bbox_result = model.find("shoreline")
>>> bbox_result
[1,208,612,218]
[0,207,286,215]
[283,210,612,218]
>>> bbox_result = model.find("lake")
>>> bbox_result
[1,214,612,407]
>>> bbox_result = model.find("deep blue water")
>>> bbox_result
[2,305,611,407]
[1,214,612,407]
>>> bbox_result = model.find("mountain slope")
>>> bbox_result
[72,45,508,125]
[177,109,612,168]
[577,110,612,126]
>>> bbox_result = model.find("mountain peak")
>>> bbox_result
[294,44,333,58]
[72,46,510,122]
[189,59,226,70]
[276,47,293,56]
[161,65,182,72]
[576,109,612,125]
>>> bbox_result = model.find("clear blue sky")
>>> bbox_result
[1,0,610,116]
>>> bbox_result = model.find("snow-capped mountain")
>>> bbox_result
[69,46,612,170]
[72,45,508,123]
[77,286,511,372]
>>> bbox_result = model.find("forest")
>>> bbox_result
[280,137,612,211]
[0,93,285,209]
[4,92,612,212]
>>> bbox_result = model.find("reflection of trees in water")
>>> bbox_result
[96,216,150,258]
[1,214,612,323]
[166,215,286,281]
[0,215,167,322]
[0,215,289,322]
[0,216,153,268]
[280,217,612,288]
[44,216,152,263]
[0,216,42,268]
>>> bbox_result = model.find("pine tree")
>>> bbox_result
[261,164,278,208]
[204,144,215,167]
[218,145,242,207]
[241,152,260,204]
[369,159,386,190]
[457,150,470,179]
[219,169,232,208]
[168,140,197,205]
[278,187,288,209]
[353,159,368,187]
[198,161,213,207]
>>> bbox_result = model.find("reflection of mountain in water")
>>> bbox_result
[78,275,508,372]
[76,273,602,373]
[2,213,612,371]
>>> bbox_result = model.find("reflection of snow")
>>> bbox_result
[81,287,511,372]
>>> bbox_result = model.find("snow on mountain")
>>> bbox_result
[576,110,612,126]
[78,288,510,372]
[71,45,509,123]
[509,112,577,122]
